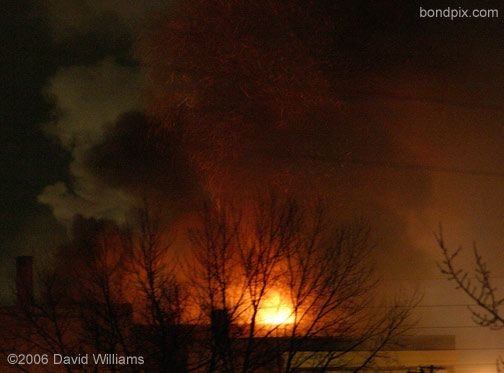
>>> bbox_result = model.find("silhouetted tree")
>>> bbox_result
[188,195,415,373]
[9,207,188,373]
[8,197,415,373]
[437,227,504,372]
[127,203,190,372]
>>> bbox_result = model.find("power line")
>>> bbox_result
[344,158,504,179]
[415,304,488,308]
[412,326,484,329]
[298,154,504,179]
[335,88,504,112]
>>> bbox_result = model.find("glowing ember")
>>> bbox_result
[257,291,294,326]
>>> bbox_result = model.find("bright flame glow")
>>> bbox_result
[257,291,294,326]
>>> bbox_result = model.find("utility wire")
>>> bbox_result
[336,88,504,112]
[296,154,504,179]
[344,158,504,179]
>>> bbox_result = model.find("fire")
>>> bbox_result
[257,291,294,326]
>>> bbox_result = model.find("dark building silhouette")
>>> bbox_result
[15,256,33,305]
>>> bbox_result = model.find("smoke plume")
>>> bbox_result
[38,59,141,223]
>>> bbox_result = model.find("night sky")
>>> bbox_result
[2,1,504,370]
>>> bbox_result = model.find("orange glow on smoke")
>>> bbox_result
[257,291,294,326]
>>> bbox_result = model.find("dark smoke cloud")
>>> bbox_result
[139,0,433,277]
[42,0,172,42]
[85,111,199,206]
[38,59,141,223]
[29,0,504,362]
[36,1,176,225]
[38,0,504,282]
[39,0,429,228]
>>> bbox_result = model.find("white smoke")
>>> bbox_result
[38,59,140,223]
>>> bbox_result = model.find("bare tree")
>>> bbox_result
[7,208,189,373]
[188,195,415,373]
[65,207,190,372]
[437,229,504,329]
[7,199,414,373]
[6,270,77,373]
[72,222,134,365]
[436,227,504,371]
[4,219,135,373]
[127,203,190,373]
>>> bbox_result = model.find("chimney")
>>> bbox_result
[211,309,230,341]
[16,256,34,305]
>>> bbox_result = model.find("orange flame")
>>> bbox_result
[257,290,294,326]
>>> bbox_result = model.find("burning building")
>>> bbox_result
[0,256,457,372]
